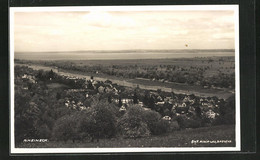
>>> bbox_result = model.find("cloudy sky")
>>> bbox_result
[14,10,235,52]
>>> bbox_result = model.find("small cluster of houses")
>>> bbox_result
[64,99,87,111]
[62,76,223,121]
[21,74,37,84]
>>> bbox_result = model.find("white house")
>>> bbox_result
[162,116,171,121]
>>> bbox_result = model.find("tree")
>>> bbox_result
[15,87,42,144]
[48,69,55,79]
[79,101,117,142]
[108,94,112,103]
[142,110,169,135]
[143,94,149,106]
[133,92,138,104]
[217,94,235,124]
[118,97,122,107]
[87,81,94,90]
[118,105,150,138]
[148,95,155,110]
[36,69,44,79]
[195,106,202,118]
[56,92,61,100]
[52,112,81,142]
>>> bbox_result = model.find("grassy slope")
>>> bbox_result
[17,125,235,148]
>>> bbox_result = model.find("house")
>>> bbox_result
[162,116,171,121]
[175,103,189,114]
[190,99,195,104]
[181,103,187,107]
[164,96,172,101]
[105,87,113,93]
[105,80,112,84]
[98,86,105,93]
[159,79,165,82]
[143,107,151,111]
[138,101,144,107]
[205,109,217,119]
[67,89,87,93]
[22,74,36,83]
[65,102,69,107]
[121,98,132,104]
[79,106,87,111]
[113,87,118,93]
[202,102,209,106]
[156,101,165,105]
[157,96,163,101]
[77,101,83,106]
[22,86,28,90]
[119,106,126,112]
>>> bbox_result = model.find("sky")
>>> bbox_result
[13,10,235,52]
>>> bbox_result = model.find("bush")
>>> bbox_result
[142,110,161,133]
[212,111,234,126]
[36,124,52,139]
[119,121,150,138]
[150,119,170,135]
[79,101,117,141]
[184,118,202,128]
[52,112,82,142]
[78,112,98,141]
[217,95,235,125]
[176,115,202,129]
[118,105,150,138]
[169,120,180,132]
[142,110,171,135]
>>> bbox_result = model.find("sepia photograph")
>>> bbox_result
[10,5,240,153]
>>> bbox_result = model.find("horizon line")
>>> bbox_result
[15,49,235,53]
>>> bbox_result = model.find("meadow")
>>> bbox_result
[17,125,235,148]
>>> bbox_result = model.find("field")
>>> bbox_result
[46,83,69,89]
[19,56,235,77]
[17,125,235,148]
[14,49,234,61]
[69,56,235,77]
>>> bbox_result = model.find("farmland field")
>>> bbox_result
[46,83,69,89]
